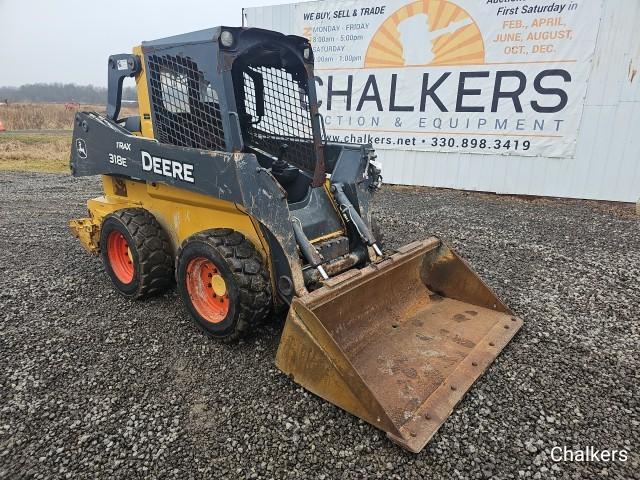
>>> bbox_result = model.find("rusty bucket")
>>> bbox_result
[276,237,523,453]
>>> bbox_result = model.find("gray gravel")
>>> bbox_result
[0,172,638,479]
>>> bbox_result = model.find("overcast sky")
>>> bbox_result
[0,0,303,87]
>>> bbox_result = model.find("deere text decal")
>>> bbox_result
[295,0,602,157]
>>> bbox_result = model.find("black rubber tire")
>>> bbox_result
[175,228,272,342]
[100,208,174,299]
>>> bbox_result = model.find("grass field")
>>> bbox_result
[0,133,71,173]
[0,103,93,130]
[0,103,139,173]
[0,103,137,130]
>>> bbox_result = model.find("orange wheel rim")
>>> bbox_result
[107,231,134,284]
[186,257,230,323]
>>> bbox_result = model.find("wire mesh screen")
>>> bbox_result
[148,54,225,151]
[243,66,317,173]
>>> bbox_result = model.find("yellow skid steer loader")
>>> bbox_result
[69,27,522,452]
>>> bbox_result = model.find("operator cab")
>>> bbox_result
[231,38,319,203]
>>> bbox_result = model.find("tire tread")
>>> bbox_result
[176,229,271,342]
[108,208,173,298]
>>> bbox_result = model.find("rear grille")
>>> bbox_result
[242,66,317,174]
[147,54,225,151]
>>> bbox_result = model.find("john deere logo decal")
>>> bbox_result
[364,0,484,67]
[76,138,87,159]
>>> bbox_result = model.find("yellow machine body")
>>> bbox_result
[71,175,269,262]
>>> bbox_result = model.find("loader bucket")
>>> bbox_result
[276,237,523,453]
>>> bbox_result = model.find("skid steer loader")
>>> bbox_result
[69,26,522,453]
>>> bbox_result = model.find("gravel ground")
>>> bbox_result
[0,172,638,479]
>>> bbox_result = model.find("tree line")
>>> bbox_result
[0,83,137,104]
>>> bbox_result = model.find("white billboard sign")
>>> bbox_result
[284,0,602,157]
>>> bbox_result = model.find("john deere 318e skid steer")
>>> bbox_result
[69,26,522,452]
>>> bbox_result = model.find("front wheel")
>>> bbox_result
[175,229,272,342]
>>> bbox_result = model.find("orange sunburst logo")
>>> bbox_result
[364,0,485,67]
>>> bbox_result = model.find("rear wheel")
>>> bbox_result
[100,208,173,299]
[176,229,271,342]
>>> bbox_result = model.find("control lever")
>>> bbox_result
[273,143,289,171]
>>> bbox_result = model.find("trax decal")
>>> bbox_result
[283,0,603,157]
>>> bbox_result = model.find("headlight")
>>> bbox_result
[303,46,312,60]
[220,30,234,48]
